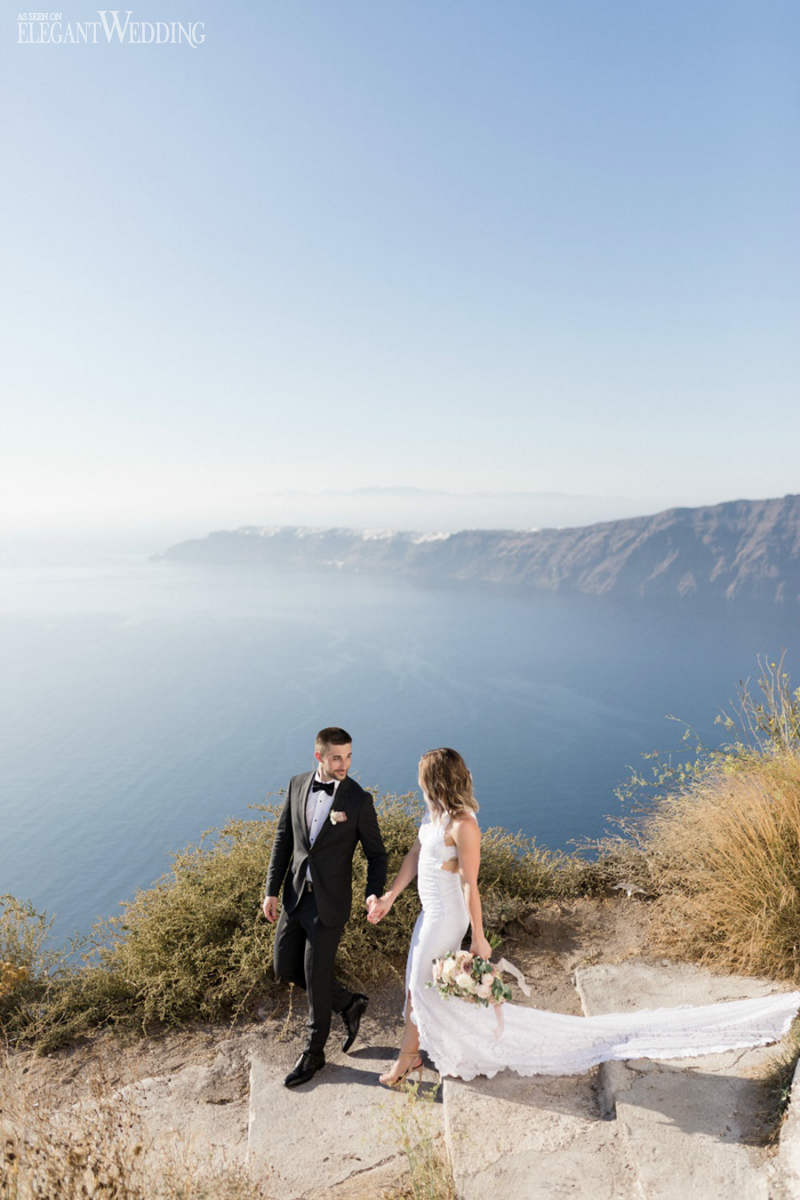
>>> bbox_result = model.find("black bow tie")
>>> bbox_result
[311,779,335,795]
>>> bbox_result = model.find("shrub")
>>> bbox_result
[0,896,62,1038]
[1,792,601,1051]
[642,749,800,981]
[605,655,800,982]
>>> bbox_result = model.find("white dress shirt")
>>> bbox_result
[305,771,341,881]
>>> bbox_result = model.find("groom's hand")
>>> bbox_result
[365,894,378,917]
[262,896,278,923]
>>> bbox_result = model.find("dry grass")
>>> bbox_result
[586,656,800,983]
[642,750,800,981]
[381,1082,456,1200]
[0,1048,263,1199]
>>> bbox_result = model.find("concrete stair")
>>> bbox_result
[246,1039,443,1198]
[443,961,794,1200]
[241,961,800,1199]
[575,962,789,1200]
[443,1071,639,1198]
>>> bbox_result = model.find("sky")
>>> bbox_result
[3,0,799,548]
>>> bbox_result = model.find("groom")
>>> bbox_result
[262,727,387,1087]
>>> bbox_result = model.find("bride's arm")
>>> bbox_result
[453,818,492,960]
[366,838,421,923]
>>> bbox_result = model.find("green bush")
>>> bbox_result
[0,792,601,1052]
[0,895,62,1036]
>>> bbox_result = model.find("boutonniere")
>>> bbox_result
[330,809,348,825]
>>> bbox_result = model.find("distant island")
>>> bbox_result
[156,493,800,608]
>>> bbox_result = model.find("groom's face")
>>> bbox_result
[316,742,352,782]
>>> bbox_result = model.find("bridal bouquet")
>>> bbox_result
[429,950,515,1007]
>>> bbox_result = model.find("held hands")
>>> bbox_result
[367,893,394,924]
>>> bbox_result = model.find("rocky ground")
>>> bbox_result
[6,895,796,1199]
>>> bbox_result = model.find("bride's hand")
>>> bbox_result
[470,934,492,961]
[367,894,393,924]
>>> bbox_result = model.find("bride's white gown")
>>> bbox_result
[404,812,800,1081]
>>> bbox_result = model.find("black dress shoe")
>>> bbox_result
[284,1050,325,1088]
[341,992,368,1053]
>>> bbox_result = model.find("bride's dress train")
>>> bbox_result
[405,813,800,1082]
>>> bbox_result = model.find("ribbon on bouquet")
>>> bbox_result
[491,957,531,1040]
[494,957,531,997]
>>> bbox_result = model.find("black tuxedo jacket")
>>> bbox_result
[265,772,387,928]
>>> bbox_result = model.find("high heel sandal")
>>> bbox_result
[378,1051,424,1087]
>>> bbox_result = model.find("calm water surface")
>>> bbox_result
[1,560,795,946]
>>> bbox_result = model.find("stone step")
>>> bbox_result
[443,1071,639,1199]
[246,1041,443,1199]
[574,962,791,1200]
[771,1056,800,1199]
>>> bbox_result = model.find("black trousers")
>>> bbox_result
[273,886,354,1055]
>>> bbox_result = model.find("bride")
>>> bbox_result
[367,747,800,1085]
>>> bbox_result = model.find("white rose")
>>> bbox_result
[441,958,459,984]
[455,971,475,993]
[476,980,493,1000]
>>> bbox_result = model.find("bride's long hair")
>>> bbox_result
[418,747,479,819]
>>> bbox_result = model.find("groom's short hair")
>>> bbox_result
[315,726,352,753]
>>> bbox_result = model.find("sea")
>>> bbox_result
[1,558,796,948]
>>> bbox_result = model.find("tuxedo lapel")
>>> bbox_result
[294,771,314,854]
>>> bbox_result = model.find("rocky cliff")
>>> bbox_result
[157,493,800,607]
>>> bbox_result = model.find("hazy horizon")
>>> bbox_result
[2,484,795,566]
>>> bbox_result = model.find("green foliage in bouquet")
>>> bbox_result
[429,950,513,1007]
